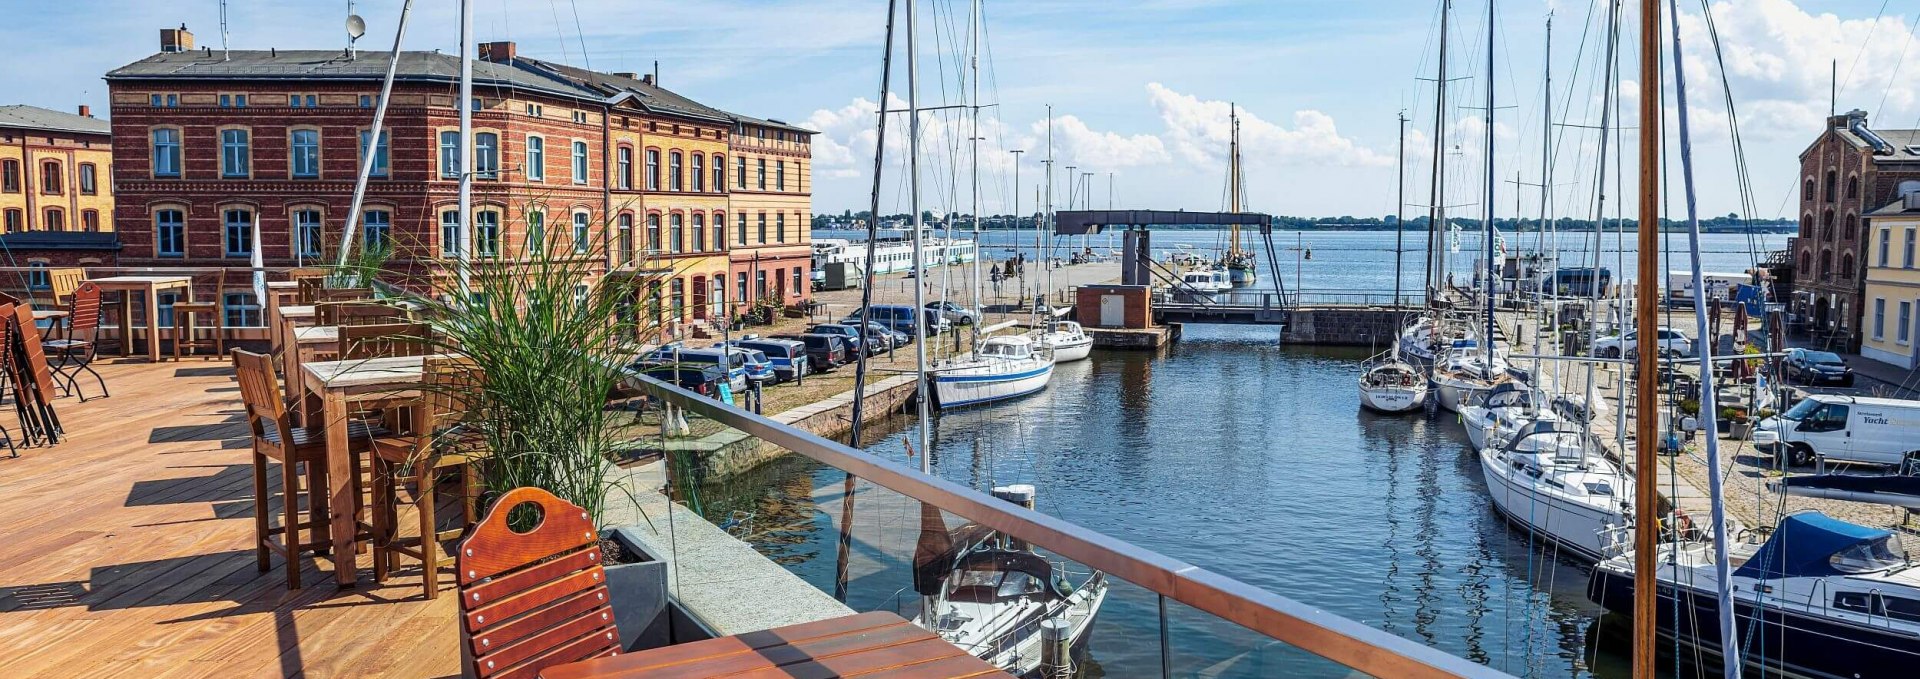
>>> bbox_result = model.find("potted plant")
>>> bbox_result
[1720,405,1751,439]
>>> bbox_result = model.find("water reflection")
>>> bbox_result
[695,324,1660,678]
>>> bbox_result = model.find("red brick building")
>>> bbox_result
[103,26,812,335]
[1793,109,1920,349]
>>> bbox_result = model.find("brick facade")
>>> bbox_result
[1792,111,1920,350]
[0,105,115,237]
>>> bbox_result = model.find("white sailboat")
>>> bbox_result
[1030,320,1091,363]
[1357,347,1426,413]
[1476,419,1633,562]
[1429,337,1508,412]
[1457,381,1540,451]
[932,313,1054,409]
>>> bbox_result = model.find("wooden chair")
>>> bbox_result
[456,487,620,679]
[371,355,485,598]
[317,287,374,303]
[336,322,430,361]
[295,277,327,305]
[171,269,227,360]
[9,303,61,445]
[42,281,108,401]
[316,301,404,327]
[231,349,385,589]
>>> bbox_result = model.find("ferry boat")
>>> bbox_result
[931,336,1054,409]
[812,231,977,276]
[1588,512,1920,678]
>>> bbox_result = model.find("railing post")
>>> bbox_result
[1158,594,1172,679]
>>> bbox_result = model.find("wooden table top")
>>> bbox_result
[280,304,316,319]
[293,325,338,344]
[537,611,1010,679]
[267,280,298,289]
[84,275,193,288]
[301,354,432,390]
[32,309,68,320]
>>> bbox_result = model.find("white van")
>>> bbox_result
[1752,395,1920,467]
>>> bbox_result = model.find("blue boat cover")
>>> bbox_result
[1731,512,1894,580]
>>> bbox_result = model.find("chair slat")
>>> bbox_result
[457,487,621,679]
[467,584,611,656]
[474,598,619,677]
[465,566,607,633]
[460,545,601,612]
[488,626,621,679]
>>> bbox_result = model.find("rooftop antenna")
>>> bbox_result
[219,0,231,61]
[346,1,366,60]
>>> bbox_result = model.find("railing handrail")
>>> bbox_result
[629,374,1512,679]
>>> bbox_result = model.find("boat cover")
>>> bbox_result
[952,549,1073,599]
[1501,419,1562,451]
[1732,512,1894,580]
[1485,382,1533,409]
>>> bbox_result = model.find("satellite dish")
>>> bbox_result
[346,15,366,40]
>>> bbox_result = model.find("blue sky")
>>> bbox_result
[4,1,1913,220]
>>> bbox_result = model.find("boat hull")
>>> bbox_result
[1477,448,1621,562]
[1227,267,1256,287]
[1431,374,1490,413]
[1587,566,1920,679]
[1359,385,1425,413]
[933,362,1054,409]
[1046,337,1092,363]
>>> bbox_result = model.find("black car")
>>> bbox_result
[807,324,873,356]
[634,364,730,397]
[1783,348,1856,387]
[773,333,851,372]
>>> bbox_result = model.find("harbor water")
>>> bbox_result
[696,325,1659,678]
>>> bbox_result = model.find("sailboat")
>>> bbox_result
[1221,105,1257,287]
[1477,419,1633,562]
[1357,343,1427,413]
[914,486,1109,678]
[931,335,1054,409]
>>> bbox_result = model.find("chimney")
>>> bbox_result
[479,41,516,63]
[77,105,91,118]
[612,72,639,80]
[160,24,194,53]
[640,74,654,86]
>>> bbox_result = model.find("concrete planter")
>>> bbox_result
[604,526,670,651]
[1727,421,1752,441]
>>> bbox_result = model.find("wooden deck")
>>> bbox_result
[0,358,463,678]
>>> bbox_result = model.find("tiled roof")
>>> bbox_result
[0,231,122,251]
[0,105,111,136]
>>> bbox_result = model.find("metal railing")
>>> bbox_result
[627,373,1511,679]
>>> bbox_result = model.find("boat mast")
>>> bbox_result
[1480,0,1495,369]
[846,0,899,448]
[1043,106,1054,316]
[1631,0,1661,674]
[907,0,933,474]
[1010,148,1023,298]
[1395,110,1407,305]
[1424,0,1451,305]
[337,0,416,269]
[1535,16,1551,394]
[968,0,982,330]
[455,0,472,297]
[1664,0,1741,675]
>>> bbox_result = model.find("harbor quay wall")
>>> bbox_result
[1280,306,1422,346]
[666,374,919,480]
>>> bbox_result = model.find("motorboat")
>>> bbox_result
[931,336,1054,409]
[1030,320,1092,363]
[1478,419,1632,562]
[1429,339,1510,413]
[1588,512,1920,678]
[1357,349,1426,413]
[1173,268,1232,302]
[914,486,1109,677]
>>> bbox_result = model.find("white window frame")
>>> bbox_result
[439,130,461,178]
[152,128,182,177]
[294,209,324,260]
[572,211,590,254]
[220,129,250,178]
[475,132,499,178]
[572,140,589,185]
[290,129,321,179]
[1901,301,1914,345]
[1874,297,1887,340]
[441,209,462,257]
[363,209,391,252]
[525,135,546,181]
[476,211,500,257]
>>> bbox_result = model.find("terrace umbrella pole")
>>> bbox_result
[336,0,415,269]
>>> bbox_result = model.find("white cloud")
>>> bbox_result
[1031,115,1170,168]
[1146,82,1392,168]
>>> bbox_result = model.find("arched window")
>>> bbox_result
[645,150,660,190]
[692,213,706,251]
[1841,253,1855,279]
[712,154,725,192]
[1846,174,1860,200]
[691,154,705,192]
[712,212,726,251]
[1822,208,1835,240]
[646,213,661,252]
[1799,250,1810,272]
[40,160,63,194]
[1820,249,1833,278]
[617,147,633,189]
[1825,169,1838,202]
[1801,213,1813,238]
[1846,213,1859,240]
[1804,177,1816,202]
[669,213,685,252]
[44,207,65,231]
[669,151,684,191]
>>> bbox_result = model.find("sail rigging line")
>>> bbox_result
[1837,0,1894,102]
[846,0,900,450]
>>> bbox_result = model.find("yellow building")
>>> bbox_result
[0,104,114,234]
[1864,198,1920,369]
[727,116,815,307]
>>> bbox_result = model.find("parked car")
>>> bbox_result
[637,346,748,391]
[1590,327,1692,359]
[1782,348,1856,387]
[713,346,776,384]
[924,300,980,326]
[1754,394,1920,467]
[845,320,909,351]
[632,364,731,397]
[808,324,873,356]
[773,333,851,372]
[727,337,810,383]
[840,304,951,337]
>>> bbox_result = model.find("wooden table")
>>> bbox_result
[537,611,1010,679]
[280,304,316,323]
[301,354,431,586]
[87,276,193,362]
[266,280,300,311]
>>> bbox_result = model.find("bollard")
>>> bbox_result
[1038,618,1073,678]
